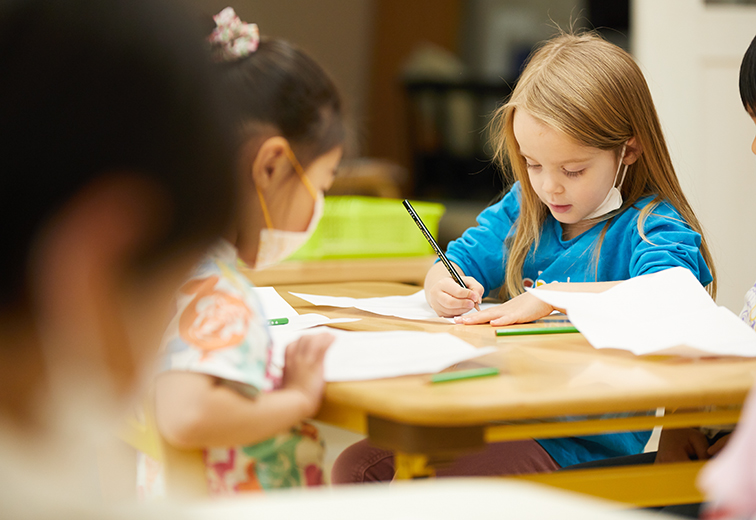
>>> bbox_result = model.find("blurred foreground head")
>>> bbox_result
[0,0,235,432]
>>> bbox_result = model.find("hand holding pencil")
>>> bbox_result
[403,200,484,317]
[425,270,484,317]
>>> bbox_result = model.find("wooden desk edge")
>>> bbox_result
[320,384,751,429]
[244,256,436,286]
[515,460,707,507]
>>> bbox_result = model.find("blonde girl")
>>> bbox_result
[426,31,715,326]
[334,31,716,482]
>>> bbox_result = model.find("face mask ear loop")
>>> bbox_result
[256,187,274,229]
[616,163,629,192]
[615,143,629,191]
[285,146,319,200]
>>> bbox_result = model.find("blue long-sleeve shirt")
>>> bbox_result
[446,182,712,296]
[445,181,713,467]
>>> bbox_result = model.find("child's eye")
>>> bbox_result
[525,162,540,170]
[563,168,585,178]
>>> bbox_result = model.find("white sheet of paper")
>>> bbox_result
[252,287,360,333]
[528,267,756,357]
[253,286,299,318]
[270,327,496,382]
[289,290,497,322]
[267,315,359,350]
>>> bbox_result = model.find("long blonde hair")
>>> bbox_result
[490,32,716,300]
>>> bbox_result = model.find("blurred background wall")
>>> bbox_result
[191,0,756,313]
[633,0,756,315]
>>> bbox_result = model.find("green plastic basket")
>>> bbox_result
[286,196,445,260]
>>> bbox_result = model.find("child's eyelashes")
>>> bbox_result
[562,168,585,178]
[524,161,584,178]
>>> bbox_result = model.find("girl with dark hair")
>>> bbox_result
[144,8,346,497]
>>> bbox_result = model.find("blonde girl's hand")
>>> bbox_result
[427,276,484,317]
[454,291,554,326]
[282,333,334,417]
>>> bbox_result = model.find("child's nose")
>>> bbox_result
[541,171,563,194]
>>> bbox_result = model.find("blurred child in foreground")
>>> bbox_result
[0,0,234,514]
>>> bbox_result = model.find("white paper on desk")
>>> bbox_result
[527,267,756,358]
[252,287,360,334]
[253,286,299,318]
[271,327,496,381]
[267,316,359,350]
[289,290,497,322]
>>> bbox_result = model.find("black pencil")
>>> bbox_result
[402,199,480,311]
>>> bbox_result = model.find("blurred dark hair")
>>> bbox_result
[0,0,236,309]
[210,34,345,166]
[740,34,756,114]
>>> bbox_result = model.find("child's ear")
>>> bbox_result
[251,136,290,190]
[624,137,643,165]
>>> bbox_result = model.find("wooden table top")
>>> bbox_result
[244,256,436,287]
[273,281,756,427]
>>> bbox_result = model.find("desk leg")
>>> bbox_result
[366,416,485,481]
[394,451,436,480]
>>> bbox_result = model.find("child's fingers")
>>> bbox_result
[454,306,503,325]
[436,291,476,314]
[288,333,333,350]
[490,294,554,326]
[284,339,299,359]
[313,344,330,368]
[455,295,551,326]
[283,337,307,365]
[707,434,731,456]
[490,311,534,327]
[442,279,481,302]
[308,335,332,365]
[288,333,334,365]
[461,276,484,302]
[690,432,712,460]
[655,446,689,463]
[491,305,536,327]
[432,279,481,316]
[306,332,335,350]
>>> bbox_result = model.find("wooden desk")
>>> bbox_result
[244,256,436,286]
[274,281,756,507]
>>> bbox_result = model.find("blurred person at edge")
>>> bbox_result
[698,33,756,520]
[0,0,235,515]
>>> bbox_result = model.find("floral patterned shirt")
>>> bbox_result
[740,280,756,331]
[137,240,323,499]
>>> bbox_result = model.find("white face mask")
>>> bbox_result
[254,147,324,270]
[584,143,629,220]
[255,190,323,269]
